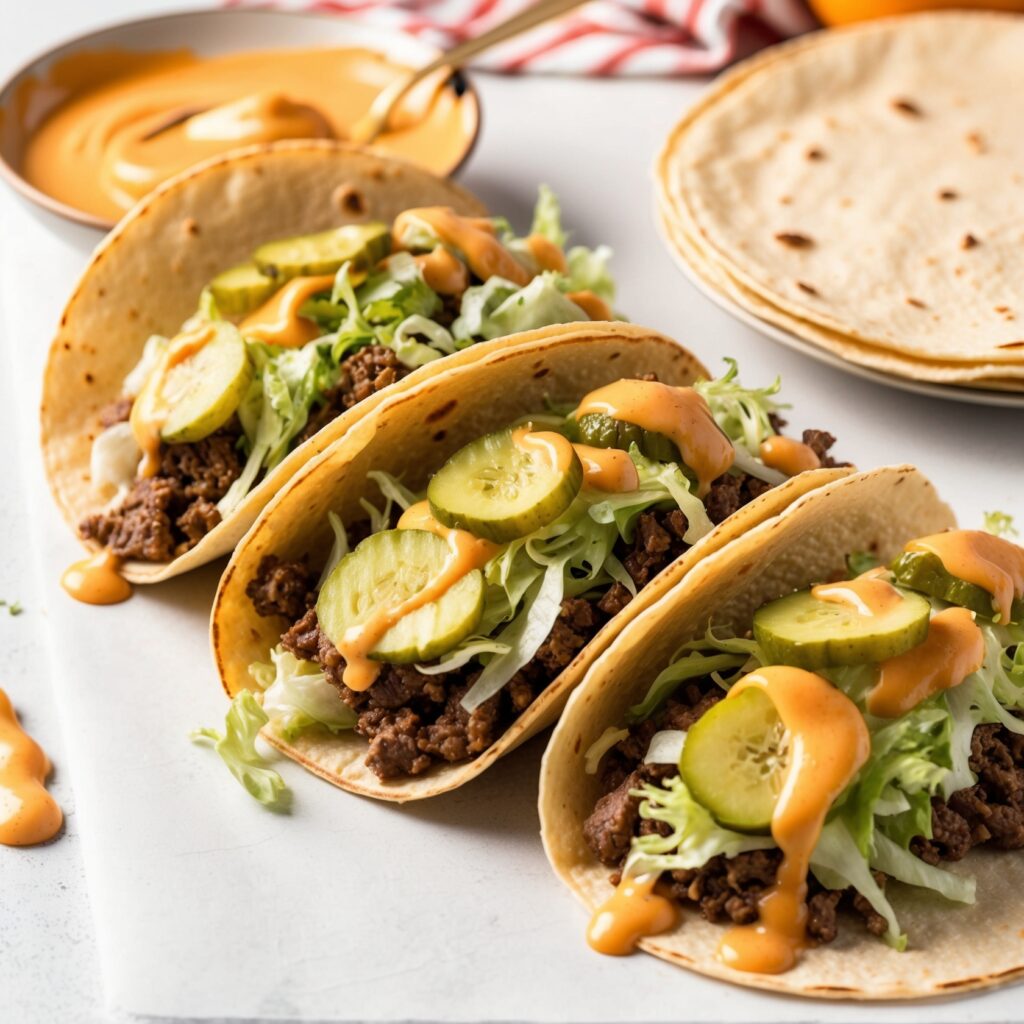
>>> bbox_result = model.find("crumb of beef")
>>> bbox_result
[913,723,1024,862]
[704,472,772,525]
[534,597,600,674]
[296,346,413,446]
[246,556,316,621]
[99,397,133,428]
[417,684,502,762]
[80,426,242,561]
[801,429,848,469]
[585,770,643,865]
[362,707,433,779]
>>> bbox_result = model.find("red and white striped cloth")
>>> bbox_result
[227,0,817,75]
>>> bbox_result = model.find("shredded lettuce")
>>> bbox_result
[627,652,747,723]
[623,776,774,877]
[474,272,587,340]
[584,726,630,775]
[694,358,783,456]
[983,510,1018,538]
[529,184,567,249]
[190,691,289,809]
[318,511,351,588]
[252,646,357,742]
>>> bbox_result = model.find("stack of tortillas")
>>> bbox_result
[656,11,1024,396]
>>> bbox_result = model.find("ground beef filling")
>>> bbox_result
[584,680,1024,943]
[80,426,243,562]
[296,346,413,446]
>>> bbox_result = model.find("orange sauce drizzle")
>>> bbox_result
[907,531,1024,624]
[573,444,639,493]
[575,381,733,497]
[587,874,678,955]
[0,689,63,846]
[240,274,337,348]
[811,575,903,618]
[414,246,469,296]
[718,667,870,974]
[868,608,985,718]
[525,233,567,274]
[393,208,532,287]
[61,548,133,605]
[758,436,821,477]
[19,48,475,221]
[567,290,613,321]
[338,504,499,691]
[129,324,216,477]
[511,426,576,474]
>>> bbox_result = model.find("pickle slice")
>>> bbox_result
[428,428,583,543]
[891,550,1023,623]
[575,412,679,464]
[253,222,390,279]
[680,687,784,833]
[753,586,931,670]
[316,529,484,664]
[206,262,278,317]
[159,323,253,443]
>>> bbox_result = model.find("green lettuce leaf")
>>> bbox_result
[190,691,290,809]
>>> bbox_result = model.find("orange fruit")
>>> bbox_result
[810,0,1024,27]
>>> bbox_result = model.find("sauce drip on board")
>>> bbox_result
[338,504,499,691]
[61,547,132,606]
[718,667,869,974]
[811,575,903,617]
[573,444,640,493]
[574,381,733,497]
[906,531,1024,623]
[394,208,533,287]
[18,48,476,221]
[0,689,63,846]
[240,275,337,348]
[587,874,678,955]
[759,436,821,477]
[868,607,984,718]
[130,325,216,476]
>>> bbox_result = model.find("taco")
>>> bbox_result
[42,140,619,589]
[540,468,1024,998]
[210,322,851,801]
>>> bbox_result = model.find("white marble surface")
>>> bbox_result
[1,3,1022,1024]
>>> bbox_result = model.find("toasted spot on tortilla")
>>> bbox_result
[432,429,446,442]
[533,367,550,379]
[891,97,923,117]
[425,399,457,424]
[333,183,366,216]
[774,231,813,249]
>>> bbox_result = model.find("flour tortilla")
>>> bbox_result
[658,12,1024,372]
[657,205,1024,388]
[211,322,850,802]
[41,140,488,584]
[540,467,1024,999]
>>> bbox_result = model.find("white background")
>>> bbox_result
[1,3,1021,1023]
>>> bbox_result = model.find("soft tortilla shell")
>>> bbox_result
[539,467,1024,999]
[657,206,1024,388]
[658,12,1024,368]
[211,322,849,802]
[41,140,487,584]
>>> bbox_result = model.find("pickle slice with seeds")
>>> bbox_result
[428,428,583,543]
[316,529,484,664]
[575,412,679,464]
[680,687,785,833]
[752,586,931,670]
[891,550,1023,623]
[252,223,390,279]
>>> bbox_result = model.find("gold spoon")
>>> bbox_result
[349,0,589,145]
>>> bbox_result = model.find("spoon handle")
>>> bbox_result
[351,0,590,144]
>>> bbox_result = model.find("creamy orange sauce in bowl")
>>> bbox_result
[0,8,481,229]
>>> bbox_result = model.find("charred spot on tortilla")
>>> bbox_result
[906,297,927,309]
[966,131,986,153]
[796,281,819,296]
[425,399,457,424]
[533,367,551,379]
[891,97,923,117]
[333,184,366,216]
[997,341,1024,350]
[774,232,813,249]
[181,217,200,236]
[961,233,980,250]
[805,147,825,161]
[938,189,958,201]
[432,430,446,442]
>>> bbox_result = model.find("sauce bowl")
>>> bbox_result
[0,7,481,230]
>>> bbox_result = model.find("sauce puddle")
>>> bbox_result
[0,689,63,846]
